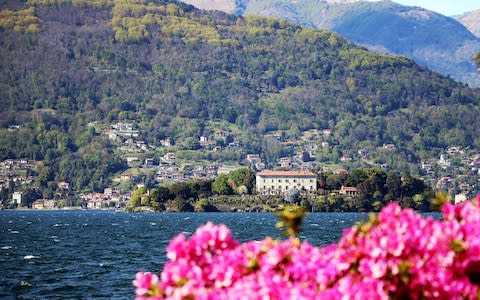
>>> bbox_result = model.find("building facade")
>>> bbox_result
[339,186,358,197]
[12,191,23,205]
[256,170,317,195]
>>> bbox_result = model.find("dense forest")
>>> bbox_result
[0,0,480,195]
[236,0,480,87]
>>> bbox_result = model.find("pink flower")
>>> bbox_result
[135,198,480,299]
[133,272,160,297]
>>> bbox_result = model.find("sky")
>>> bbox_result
[380,1,479,16]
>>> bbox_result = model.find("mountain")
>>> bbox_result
[179,0,237,14]
[181,0,360,15]
[181,0,480,88]
[456,9,480,38]
[1,0,480,194]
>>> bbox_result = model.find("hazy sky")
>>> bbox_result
[385,1,479,16]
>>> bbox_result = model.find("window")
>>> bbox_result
[293,179,297,183]
[278,179,282,183]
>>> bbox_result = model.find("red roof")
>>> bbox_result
[256,170,316,177]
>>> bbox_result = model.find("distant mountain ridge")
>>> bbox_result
[456,9,480,38]
[179,0,237,14]
[181,0,480,87]
[181,0,363,14]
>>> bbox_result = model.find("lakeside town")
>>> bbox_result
[1,121,478,210]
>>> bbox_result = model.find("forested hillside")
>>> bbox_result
[1,0,480,194]
[183,0,480,87]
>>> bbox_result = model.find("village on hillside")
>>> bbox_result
[1,122,479,209]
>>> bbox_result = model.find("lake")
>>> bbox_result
[0,210,368,299]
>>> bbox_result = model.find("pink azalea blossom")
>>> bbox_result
[134,199,480,299]
[133,272,160,298]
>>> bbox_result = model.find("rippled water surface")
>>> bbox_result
[0,210,367,299]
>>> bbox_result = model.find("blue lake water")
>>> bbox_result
[0,210,368,299]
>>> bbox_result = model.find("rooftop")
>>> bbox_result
[256,170,316,177]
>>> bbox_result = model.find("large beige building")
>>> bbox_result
[256,170,317,195]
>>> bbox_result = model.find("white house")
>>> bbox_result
[113,122,139,137]
[256,170,317,195]
[439,154,451,167]
[87,199,104,209]
[108,132,118,141]
[12,192,23,205]
[164,152,176,160]
[160,138,172,146]
[104,188,113,196]
[144,158,156,167]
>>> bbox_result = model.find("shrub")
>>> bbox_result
[134,199,480,299]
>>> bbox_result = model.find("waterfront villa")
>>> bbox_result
[339,186,359,197]
[32,199,57,209]
[256,170,317,195]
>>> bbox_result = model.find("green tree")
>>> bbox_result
[129,186,146,207]
[37,165,54,188]
[171,196,194,212]
[386,172,402,199]
[156,186,175,203]
[170,182,194,200]
[401,174,428,197]
[212,174,233,195]
[227,168,252,193]
[140,194,151,207]
[193,198,218,212]
[192,180,213,198]
[151,188,176,211]
[325,174,342,190]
